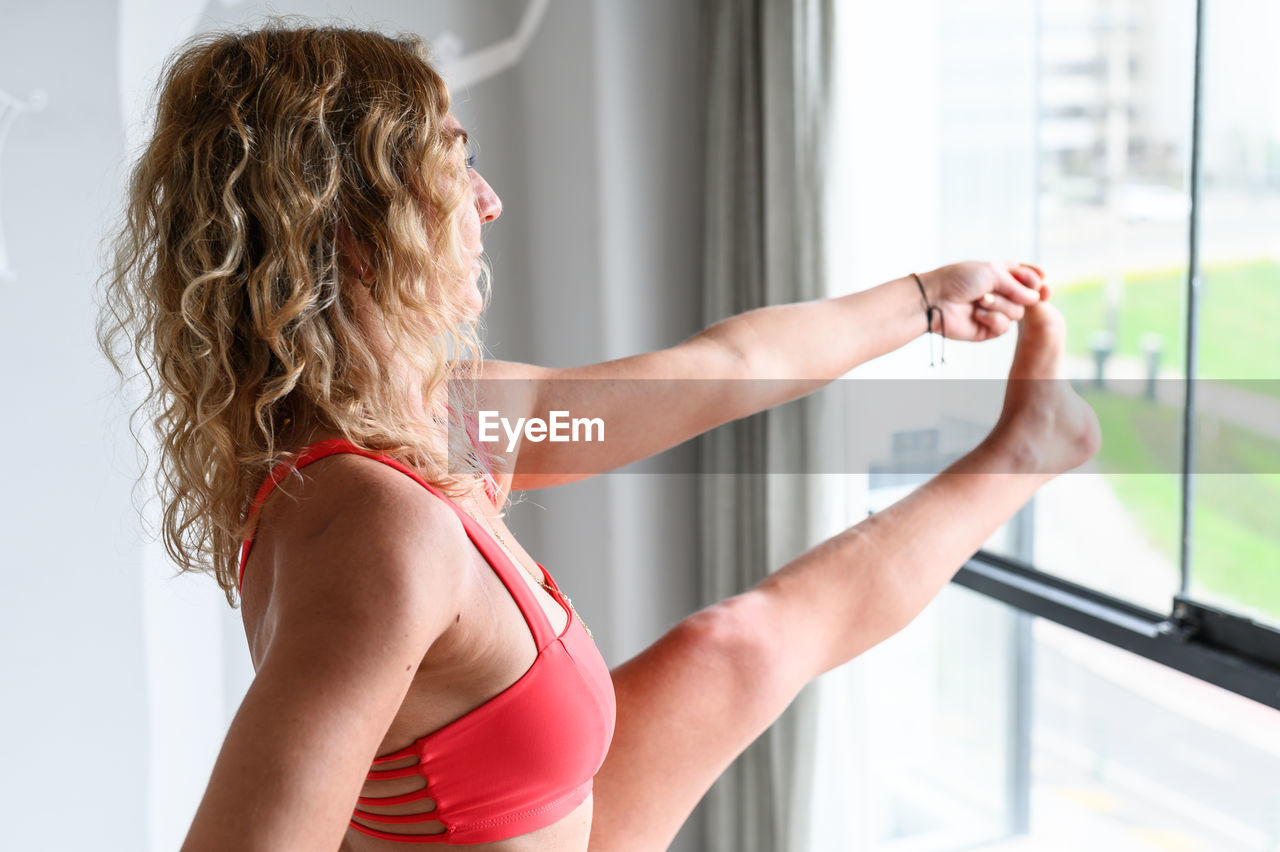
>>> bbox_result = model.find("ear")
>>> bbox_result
[336,219,372,284]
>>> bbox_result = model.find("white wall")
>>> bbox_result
[0,1,706,849]
[1,2,148,849]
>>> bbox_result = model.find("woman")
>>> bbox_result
[97,23,1099,852]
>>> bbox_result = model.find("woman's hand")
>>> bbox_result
[919,260,1050,342]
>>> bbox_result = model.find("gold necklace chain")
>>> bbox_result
[473,502,592,639]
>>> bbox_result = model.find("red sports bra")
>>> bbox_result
[238,438,617,844]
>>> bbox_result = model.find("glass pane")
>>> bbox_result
[1018,618,1280,851]
[802,585,1280,851]
[983,0,1198,613]
[803,584,1022,849]
[838,0,1197,614]
[1188,0,1280,627]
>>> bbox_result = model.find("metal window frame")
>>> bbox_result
[954,0,1280,716]
[1179,0,1207,600]
[956,550,1280,711]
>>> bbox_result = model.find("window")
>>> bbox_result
[811,0,1280,848]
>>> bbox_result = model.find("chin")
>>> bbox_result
[455,259,484,317]
[463,283,484,317]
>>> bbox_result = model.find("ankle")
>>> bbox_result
[974,427,1052,476]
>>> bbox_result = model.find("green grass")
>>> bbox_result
[1080,386,1280,623]
[1053,258,1280,387]
[1053,257,1280,622]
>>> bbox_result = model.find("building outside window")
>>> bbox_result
[805,0,1280,848]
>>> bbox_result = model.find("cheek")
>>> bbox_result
[461,209,481,248]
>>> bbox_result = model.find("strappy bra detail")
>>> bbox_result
[238,439,616,845]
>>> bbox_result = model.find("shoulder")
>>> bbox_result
[475,359,552,382]
[473,359,549,413]
[250,452,474,660]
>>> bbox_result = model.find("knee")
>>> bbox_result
[679,592,796,703]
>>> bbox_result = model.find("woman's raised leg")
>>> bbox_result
[587,303,1100,851]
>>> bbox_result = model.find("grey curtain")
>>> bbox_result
[698,0,836,851]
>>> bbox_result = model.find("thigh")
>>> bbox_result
[587,593,810,852]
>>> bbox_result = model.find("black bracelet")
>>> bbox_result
[910,272,945,366]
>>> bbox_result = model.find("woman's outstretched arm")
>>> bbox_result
[588,301,1100,852]
[692,261,1047,380]
[480,261,1047,491]
[181,464,470,852]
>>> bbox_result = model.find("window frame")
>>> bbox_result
[953,0,1280,713]
[957,552,1280,711]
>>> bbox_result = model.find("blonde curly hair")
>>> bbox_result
[96,23,497,606]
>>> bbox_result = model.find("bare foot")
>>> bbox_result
[990,302,1101,475]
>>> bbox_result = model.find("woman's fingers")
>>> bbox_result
[975,306,1013,338]
[978,292,1025,323]
[997,263,1044,305]
[1015,261,1051,300]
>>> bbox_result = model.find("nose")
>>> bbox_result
[472,170,502,224]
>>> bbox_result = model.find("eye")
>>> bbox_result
[465,152,476,170]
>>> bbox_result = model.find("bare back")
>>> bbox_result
[238,439,592,851]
